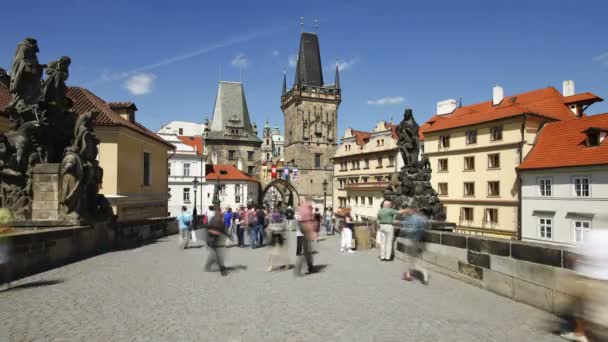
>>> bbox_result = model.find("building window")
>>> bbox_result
[438,158,448,172]
[364,159,370,169]
[143,152,151,186]
[464,182,475,197]
[460,207,473,221]
[485,208,498,224]
[587,133,600,146]
[438,183,448,196]
[538,217,553,240]
[183,163,190,176]
[539,178,552,196]
[466,130,477,145]
[247,151,254,161]
[490,126,503,141]
[178,128,183,135]
[361,197,366,206]
[464,156,475,171]
[368,197,373,206]
[247,166,255,175]
[388,156,394,167]
[488,153,500,169]
[168,162,171,176]
[228,150,236,160]
[362,177,368,183]
[488,181,500,197]
[315,154,321,168]
[574,220,591,244]
[420,142,425,154]
[377,156,383,167]
[439,135,450,148]
[235,184,241,203]
[573,177,590,197]
[355,197,358,205]
[183,188,191,203]
[266,139,270,145]
[347,196,351,204]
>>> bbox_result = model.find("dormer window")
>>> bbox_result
[583,127,607,147]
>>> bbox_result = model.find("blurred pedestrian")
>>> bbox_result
[285,205,295,231]
[223,207,233,246]
[235,207,245,248]
[313,207,322,242]
[399,208,430,284]
[295,197,316,276]
[324,207,334,235]
[254,206,266,248]
[267,208,288,271]
[245,205,257,248]
[176,206,193,249]
[377,200,409,261]
[204,205,231,276]
[340,212,355,253]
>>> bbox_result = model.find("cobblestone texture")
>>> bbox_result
[0,234,562,341]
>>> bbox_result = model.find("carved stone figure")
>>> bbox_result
[7,38,45,125]
[384,108,446,221]
[59,149,83,215]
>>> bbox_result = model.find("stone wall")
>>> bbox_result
[0,217,177,284]
[394,230,582,314]
[32,164,61,221]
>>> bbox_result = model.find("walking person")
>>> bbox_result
[267,208,289,271]
[246,205,257,248]
[204,205,231,277]
[399,207,431,284]
[324,207,334,235]
[254,206,266,248]
[295,197,316,276]
[340,212,355,253]
[223,207,233,246]
[377,200,410,261]
[176,206,193,249]
[285,205,295,231]
[235,207,245,248]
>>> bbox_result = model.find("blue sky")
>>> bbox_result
[2,0,607,136]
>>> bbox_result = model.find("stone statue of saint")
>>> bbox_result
[8,38,44,116]
[42,56,71,114]
[72,111,100,162]
[59,148,83,215]
[398,108,420,168]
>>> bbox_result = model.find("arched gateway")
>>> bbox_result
[259,179,300,208]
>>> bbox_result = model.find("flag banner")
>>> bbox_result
[271,165,277,179]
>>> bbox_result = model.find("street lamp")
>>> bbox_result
[192,177,200,216]
[322,179,328,211]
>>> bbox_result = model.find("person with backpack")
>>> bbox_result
[398,207,431,284]
[285,205,295,231]
[176,206,193,249]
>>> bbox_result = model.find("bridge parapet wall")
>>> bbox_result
[395,230,581,314]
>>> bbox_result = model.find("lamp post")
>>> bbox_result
[322,179,328,211]
[192,177,200,216]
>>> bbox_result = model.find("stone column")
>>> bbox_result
[32,164,61,221]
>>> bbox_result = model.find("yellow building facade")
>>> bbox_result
[421,85,602,239]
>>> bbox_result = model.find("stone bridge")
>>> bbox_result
[0,234,562,341]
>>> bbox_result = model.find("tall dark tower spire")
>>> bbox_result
[334,61,340,89]
[294,32,324,87]
[282,70,287,96]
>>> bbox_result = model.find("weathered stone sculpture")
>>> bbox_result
[384,108,446,221]
[0,38,108,222]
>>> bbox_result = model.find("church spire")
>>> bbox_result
[282,69,287,96]
[335,58,340,89]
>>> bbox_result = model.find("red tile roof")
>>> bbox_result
[518,113,608,170]
[352,130,371,146]
[420,87,601,136]
[177,135,204,155]
[205,164,259,183]
[563,93,603,105]
[0,83,10,112]
[108,101,137,110]
[66,87,173,148]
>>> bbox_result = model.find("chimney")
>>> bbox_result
[109,102,137,122]
[563,80,575,97]
[493,85,504,106]
[437,99,457,115]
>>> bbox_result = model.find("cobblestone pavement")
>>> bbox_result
[1,233,562,341]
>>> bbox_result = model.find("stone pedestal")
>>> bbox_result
[32,163,61,221]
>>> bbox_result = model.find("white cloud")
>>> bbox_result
[272,50,280,57]
[367,96,405,105]
[336,58,357,71]
[231,53,249,68]
[593,52,608,66]
[288,54,298,68]
[123,73,156,95]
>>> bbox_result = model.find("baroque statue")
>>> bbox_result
[384,108,446,221]
[0,38,109,222]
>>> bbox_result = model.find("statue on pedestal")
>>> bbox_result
[384,108,446,221]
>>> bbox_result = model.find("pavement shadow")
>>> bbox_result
[1,279,64,292]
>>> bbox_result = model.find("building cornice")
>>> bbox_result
[424,142,521,157]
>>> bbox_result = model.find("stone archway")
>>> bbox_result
[260,179,300,208]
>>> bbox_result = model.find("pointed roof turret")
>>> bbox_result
[282,70,287,95]
[207,81,261,143]
[294,32,324,87]
[334,60,340,89]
